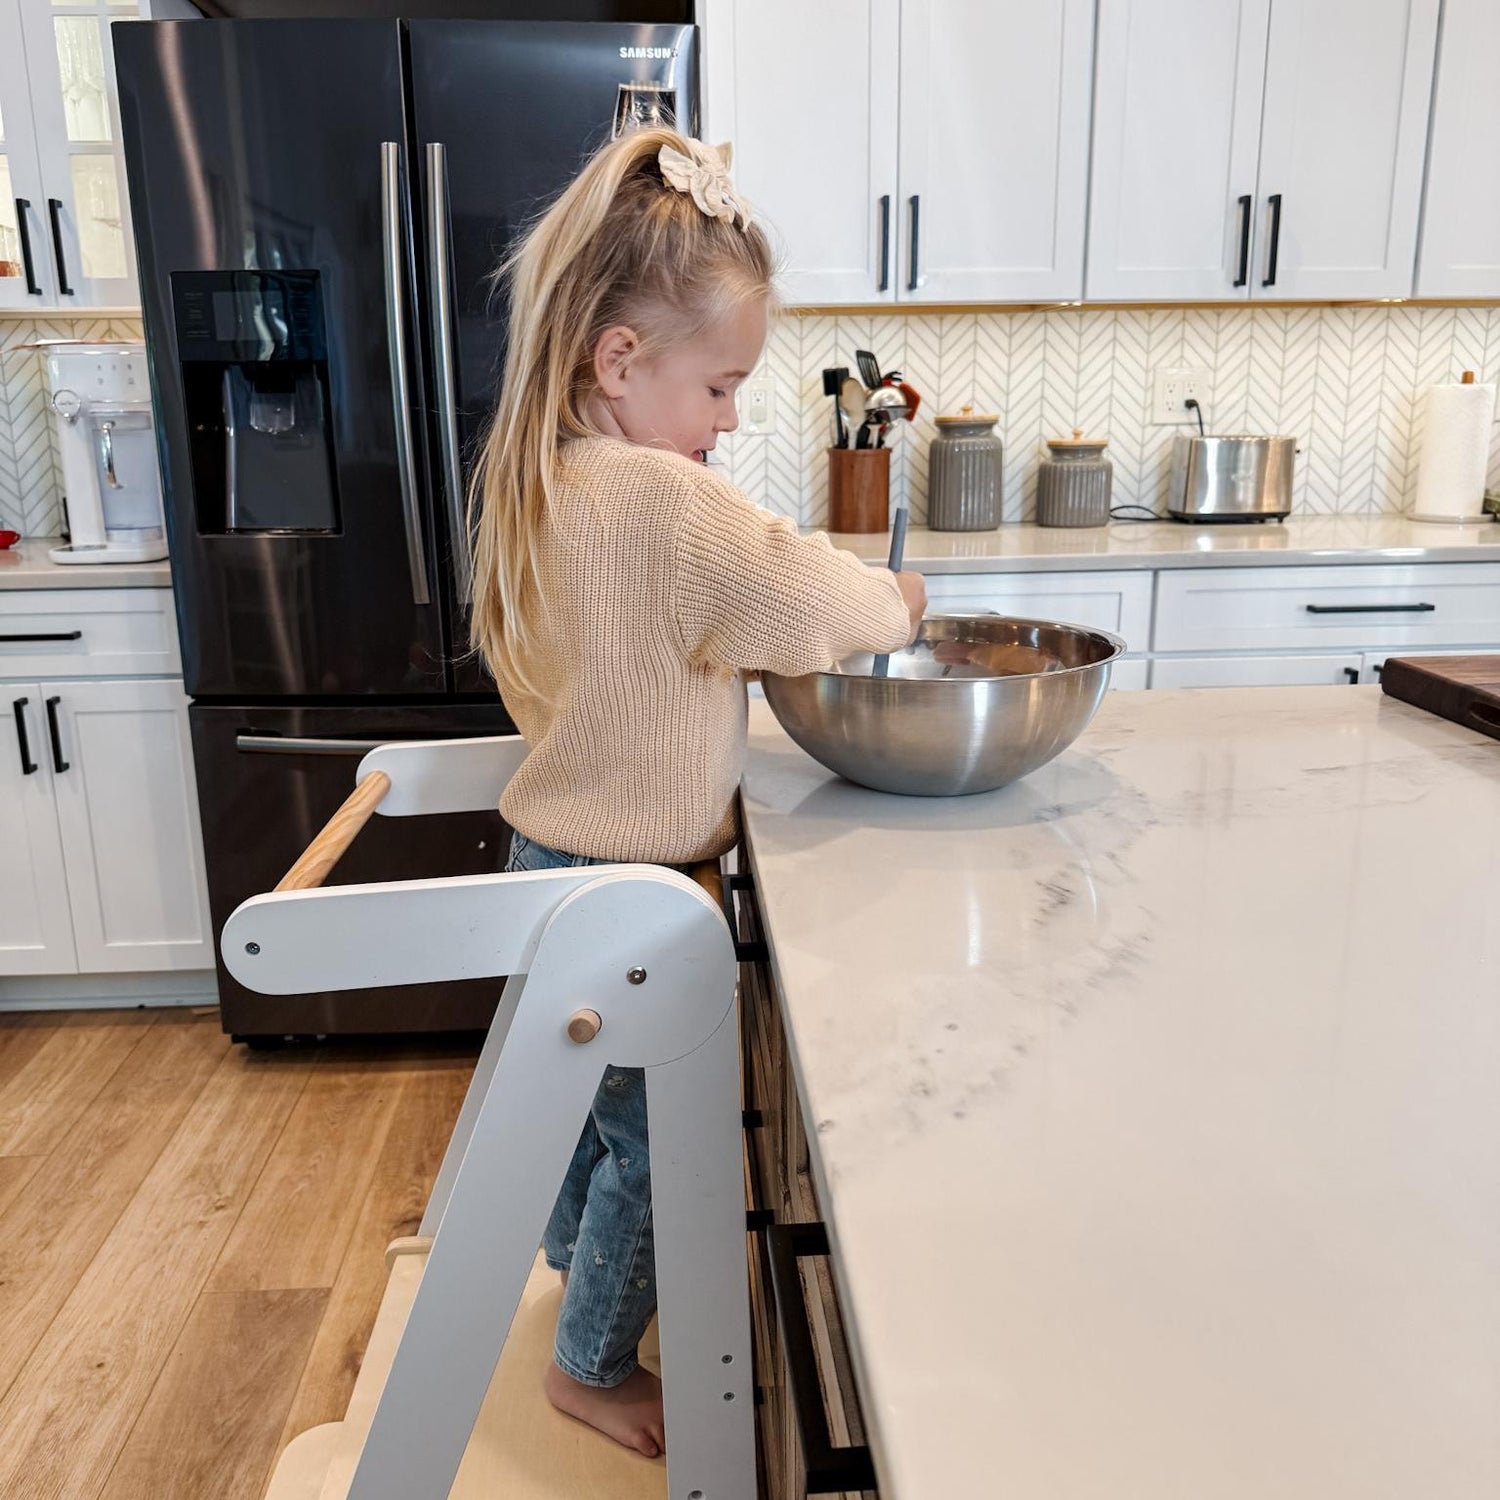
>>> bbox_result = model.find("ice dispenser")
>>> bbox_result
[172,269,339,534]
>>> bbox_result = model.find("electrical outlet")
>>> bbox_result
[1150,366,1212,425]
[741,378,776,436]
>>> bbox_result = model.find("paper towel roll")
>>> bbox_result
[1413,377,1496,523]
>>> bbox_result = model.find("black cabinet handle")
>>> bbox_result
[1342,667,1360,684]
[1262,192,1282,288]
[47,199,73,296]
[877,193,890,293]
[14,199,41,296]
[719,869,769,964]
[45,697,68,773]
[1305,602,1435,615]
[764,1222,877,1494]
[12,698,37,776]
[906,193,921,292]
[1233,193,1252,288]
[1,630,84,643]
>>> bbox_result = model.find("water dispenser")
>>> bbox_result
[172,269,340,534]
[44,343,169,566]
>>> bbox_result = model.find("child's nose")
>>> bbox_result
[720,403,740,433]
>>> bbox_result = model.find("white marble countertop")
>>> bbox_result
[740,688,1500,1499]
[0,536,172,589]
[828,513,1500,573]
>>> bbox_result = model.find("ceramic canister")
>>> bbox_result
[1036,429,1112,528]
[927,405,1003,531]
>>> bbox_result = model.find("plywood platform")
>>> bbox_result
[265,1246,666,1500]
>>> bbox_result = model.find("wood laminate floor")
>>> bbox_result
[0,1007,477,1500]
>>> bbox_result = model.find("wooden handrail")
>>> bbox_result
[275,771,392,892]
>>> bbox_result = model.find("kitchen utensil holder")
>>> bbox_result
[828,448,891,534]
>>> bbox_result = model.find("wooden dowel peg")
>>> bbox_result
[275,770,392,892]
[567,1009,602,1044]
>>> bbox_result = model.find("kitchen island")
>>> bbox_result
[738,686,1500,1499]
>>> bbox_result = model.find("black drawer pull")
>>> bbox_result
[877,193,891,293]
[1305,602,1435,615]
[12,698,37,775]
[1232,193,1252,288]
[45,697,68,773]
[15,199,41,295]
[1,630,84,643]
[1342,667,1360,684]
[1262,192,1282,287]
[47,198,74,296]
[765,1222,877,1494]
[721,870,769,964]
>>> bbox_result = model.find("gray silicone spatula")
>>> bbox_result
[872,493,910,679]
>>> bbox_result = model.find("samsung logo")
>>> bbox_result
[620,45,676,59]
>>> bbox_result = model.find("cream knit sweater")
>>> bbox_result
[495,436,911,863]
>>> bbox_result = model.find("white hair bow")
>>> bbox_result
[658,140,752,230]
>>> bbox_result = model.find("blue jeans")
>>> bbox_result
[505,830,656,1388]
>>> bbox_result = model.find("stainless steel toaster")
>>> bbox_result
[1169,434,1296,522]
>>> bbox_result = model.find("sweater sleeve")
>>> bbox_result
[672,469,913,676]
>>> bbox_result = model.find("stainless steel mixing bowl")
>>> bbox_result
[761,614,1125,796]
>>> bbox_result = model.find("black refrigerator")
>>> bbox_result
[114,17,698,1041]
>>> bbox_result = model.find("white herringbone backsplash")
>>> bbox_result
[716,304,1500,528]
[4,305,1499,536]
[0,316,146,538]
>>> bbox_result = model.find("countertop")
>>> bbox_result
[829,513,1500,573]
[0,537,172,589]
[740,688,1500,1499]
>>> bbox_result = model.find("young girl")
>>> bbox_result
[467,128,926,1460]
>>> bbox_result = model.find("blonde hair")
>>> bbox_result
[468,128,777,700]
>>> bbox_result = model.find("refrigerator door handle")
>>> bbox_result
[425,142,473,606]
[381,141,432,608]
[236,734,392,756]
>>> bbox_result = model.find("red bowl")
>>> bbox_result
[0,530,20,550]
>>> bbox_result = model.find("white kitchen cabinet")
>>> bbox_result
[43,676,212,972]
[705,0,1092,305]
[896,0,1094,302]
[0,688,77,975]
[704,0,900,305]
[1087,0,1439,302]
[1153,562,1500,654]
[1086,0,1271,302]
[923,568,1154,648]
[1415,0,1500,298]
[0,588,212,979]
[1150,653,1364,689]
[1255,0,1439,300]
[0,0,145,309]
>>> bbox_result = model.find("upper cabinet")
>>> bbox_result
[1088,0,1440,302]
[704,0,1095,305]
[0,0,142,310]
[1416,0,1500,298]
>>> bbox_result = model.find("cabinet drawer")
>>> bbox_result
[1150,654,1364,689]
[922,570,1152,652]
[1154,564,1500,653]
[0,590,180,679]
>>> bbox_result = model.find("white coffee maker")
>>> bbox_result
[43,342,168,566]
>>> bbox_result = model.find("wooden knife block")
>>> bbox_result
[828,448,891,534]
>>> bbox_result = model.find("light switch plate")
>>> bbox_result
[1151,366,1212,425]
[741,378,775,436]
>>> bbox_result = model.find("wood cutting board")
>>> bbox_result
[1380,655,1500,743]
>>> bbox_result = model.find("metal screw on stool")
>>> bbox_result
[627,968,647,985]
[566,1009,602,1044]
[245,942,260,955]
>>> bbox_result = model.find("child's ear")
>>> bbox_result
[593,325,640,399]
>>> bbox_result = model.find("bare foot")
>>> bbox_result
[543,1361,666,1459]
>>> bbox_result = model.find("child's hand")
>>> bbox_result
[894,570,928,644]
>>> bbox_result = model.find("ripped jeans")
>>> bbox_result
[506,830,656,1388]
